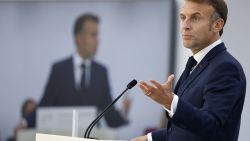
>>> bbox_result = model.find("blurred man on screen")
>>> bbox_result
[25,13,130,128]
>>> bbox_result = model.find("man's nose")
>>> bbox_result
[182,19,191,31]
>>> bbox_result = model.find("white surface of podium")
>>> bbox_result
[18,128,116,141]
[36,133,124,141]
[36,133,94,141]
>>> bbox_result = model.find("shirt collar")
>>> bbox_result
[73,50,91,68]
[193,38,222,64]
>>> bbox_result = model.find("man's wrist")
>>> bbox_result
[163,93,174,110]
[163,94,179,117]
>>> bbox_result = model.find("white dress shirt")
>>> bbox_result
[147,38,222,141]
[73,50,92,89]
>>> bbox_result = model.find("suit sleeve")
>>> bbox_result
[101,68,128,128]
[39,64,58,106]
[171,62,245,140]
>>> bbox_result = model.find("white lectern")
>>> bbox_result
[34,107,118,141]
[36,133,123,141]
[36,133,94,141]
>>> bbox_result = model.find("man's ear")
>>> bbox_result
[212,18,225,33]
[75,33,82,45]
[75,34,80,43]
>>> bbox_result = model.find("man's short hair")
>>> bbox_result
[73,13,100,37]
[185,0,228,36]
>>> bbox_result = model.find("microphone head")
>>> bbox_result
[127,79,137,89]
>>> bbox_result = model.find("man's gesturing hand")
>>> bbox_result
[139,74,175,110]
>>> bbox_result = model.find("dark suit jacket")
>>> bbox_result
[152,43,246,141]
[27,56,127,128]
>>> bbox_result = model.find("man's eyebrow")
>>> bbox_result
[180,12,202,17]
[191,12,202,17]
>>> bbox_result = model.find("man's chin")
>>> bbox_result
[183,42,193,49]
[88,52,96,59]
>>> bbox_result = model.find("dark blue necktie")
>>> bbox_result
[181,56,197,83]
[80,63,86,89]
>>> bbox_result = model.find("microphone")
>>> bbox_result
[84,79,137,139]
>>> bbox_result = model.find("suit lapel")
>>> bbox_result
[176,43,226,97]
[174,72,184,94]
[177,61,209,97]
[66,56,77,91]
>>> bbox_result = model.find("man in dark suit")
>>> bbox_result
[26,14,129,128]
[132,0,246,141]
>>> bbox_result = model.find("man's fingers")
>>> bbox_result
[138,76,175,110]
[139,81,153,96]
[164,74,175,85]
[150,80,164,92]
[139,82,149,92]
[168,74,175,82]
[139,81,157,94]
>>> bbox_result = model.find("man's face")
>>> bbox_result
[76,20,99,59]
[180,1,218,54]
